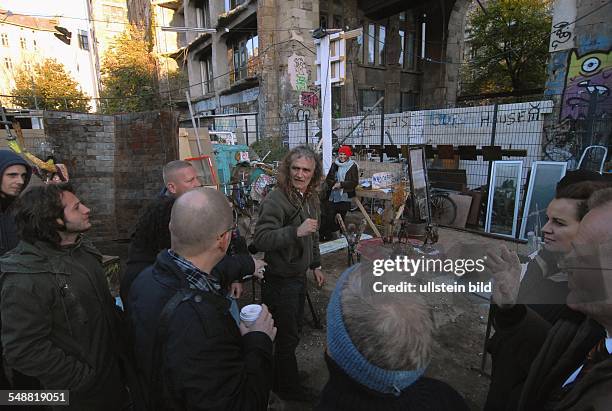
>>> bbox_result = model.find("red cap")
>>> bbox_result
[338,146,352,157]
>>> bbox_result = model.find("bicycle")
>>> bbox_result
[429,189,457,226]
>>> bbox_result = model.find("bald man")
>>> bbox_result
[123,160,261,305]
[129,188,276,410]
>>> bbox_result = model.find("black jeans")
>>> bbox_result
[262,275,306,394]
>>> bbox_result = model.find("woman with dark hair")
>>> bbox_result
[516,180,611,324]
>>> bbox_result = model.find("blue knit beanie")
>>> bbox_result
[326,265,427,396]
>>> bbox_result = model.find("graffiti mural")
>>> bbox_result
[288,53,310,92]
[561,50,611,120]
[299,91,319,108]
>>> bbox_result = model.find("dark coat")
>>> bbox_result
[128,250,273,410]
[0,239,128,410]
[316,354,469,411]
[517,248,568,324]
[486,305,608,410]
[0,150,32,256]
[325,160,359,200]
[123,195,253,304]
[253,188,321,278]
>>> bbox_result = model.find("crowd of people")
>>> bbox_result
[0,145,610,410]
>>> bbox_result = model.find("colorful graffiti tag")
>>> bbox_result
[561,50,611,120]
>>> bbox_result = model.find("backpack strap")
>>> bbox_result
[150,288,195,410]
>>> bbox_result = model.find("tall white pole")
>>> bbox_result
[320,35,332,175]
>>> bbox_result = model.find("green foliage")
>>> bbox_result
[100,25,159,114]
[250,137,289,162]
[11,59,90,112]
[462,0,552,94]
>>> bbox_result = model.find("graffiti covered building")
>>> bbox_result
[163,0,471,143]
[545,0,611,161]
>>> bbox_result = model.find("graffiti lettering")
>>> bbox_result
[550,22,573,50]
[295,75,308,92]
[288,53,311,92]
[300,91,319,108]
[430,113,465,127]
[296,108,311,122]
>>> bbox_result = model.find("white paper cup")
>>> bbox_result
[240,304,262,327]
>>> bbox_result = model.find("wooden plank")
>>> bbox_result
[354,198,381,238]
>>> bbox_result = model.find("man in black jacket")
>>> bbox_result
[123,160,262,304]
[0,150,32,390]
[129,187,276,410]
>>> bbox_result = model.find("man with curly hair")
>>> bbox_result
[253,145,326,402]
[0,184,130,410]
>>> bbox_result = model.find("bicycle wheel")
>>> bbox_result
[430,194,457,226]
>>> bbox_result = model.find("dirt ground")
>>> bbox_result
[97,225,527,411]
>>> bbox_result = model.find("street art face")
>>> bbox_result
[561,50,611,120]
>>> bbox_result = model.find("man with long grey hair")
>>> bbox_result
[254,145,326,401]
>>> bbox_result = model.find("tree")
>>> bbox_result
[462,0,552,95]
[100,25,159,114]
[11,59,90,112]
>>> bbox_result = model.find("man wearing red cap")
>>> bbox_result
[322,146,359,240]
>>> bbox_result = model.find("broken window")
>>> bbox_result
[224,0,245,12]
[229,34,259,84]
[199,52,214,95]
[194,0,210,28]
[362,21,386,66]
[398,11,417,70]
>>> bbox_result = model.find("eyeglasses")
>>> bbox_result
[219,222,237,237]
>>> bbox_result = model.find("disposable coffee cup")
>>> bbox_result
[240,304,262,327]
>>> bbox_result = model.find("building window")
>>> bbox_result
[320,14,328,30]
[398,11,417,70]
[3,57,12,70]
[1,33,8,47]
[78,30,89,50]
[19,37,26,49]
[194,0,210,28]
[400,92,419,112]
[32,39,37,51]
[103,5,126,24]
[224,0,245,12]
[199,53,214,95]
[229,34,259,83]
[377,26,386,66]
[359,89,384,114]
[24,61,32,72]
[360,21,386,66]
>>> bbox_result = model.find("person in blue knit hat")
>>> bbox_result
[316,264,469,411]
